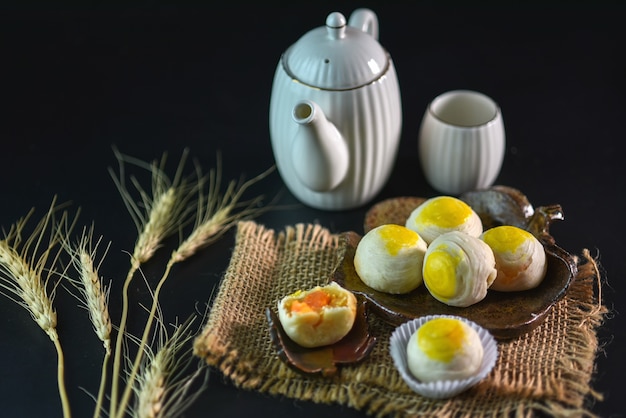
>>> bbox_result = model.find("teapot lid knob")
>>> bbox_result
[326,12,346,40]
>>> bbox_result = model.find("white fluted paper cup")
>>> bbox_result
[418,90,505,195]
[389,315,498,399]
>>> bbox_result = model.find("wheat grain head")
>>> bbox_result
[0,239,58,339]
[0,198,75,341]
[131,314,208,418]
[171,160,275,263]
[109,147,197,265]
[62,224,113,354]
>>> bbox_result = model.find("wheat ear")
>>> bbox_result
[64,225,112,353]
[132,314,208,418]
[172,158,275,263]
[109,147,196,264]
[0,197,77,418]
[108,147,196,418]
[62,224,112,418]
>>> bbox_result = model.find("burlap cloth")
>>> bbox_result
[194,221,608,417]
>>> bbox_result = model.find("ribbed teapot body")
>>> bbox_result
[269,60,402,210]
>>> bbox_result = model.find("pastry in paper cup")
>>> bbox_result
[389,315,498,399]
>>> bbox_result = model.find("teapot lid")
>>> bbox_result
[282,11,389,90]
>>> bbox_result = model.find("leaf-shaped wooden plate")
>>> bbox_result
[334,186,577,340]
[266,298,377,376]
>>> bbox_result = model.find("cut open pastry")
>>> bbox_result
[277,282,357,348]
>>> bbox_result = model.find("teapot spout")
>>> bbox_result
[291,100,349,192]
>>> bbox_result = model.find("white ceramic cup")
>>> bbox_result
[418,90,505,195]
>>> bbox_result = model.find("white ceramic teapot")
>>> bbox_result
[269,9,402,210]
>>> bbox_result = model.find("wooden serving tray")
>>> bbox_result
[333,186,577,340]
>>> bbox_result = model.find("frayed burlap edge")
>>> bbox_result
[193,222,608,418]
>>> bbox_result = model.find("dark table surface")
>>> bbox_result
[1,2,624,417]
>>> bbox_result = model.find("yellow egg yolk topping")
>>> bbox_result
[289,290,332,314]
[415,196,473,228]
[482,225,533,253]
[416,317,467,363]
[423,245,460,299]
[378,224,420,256]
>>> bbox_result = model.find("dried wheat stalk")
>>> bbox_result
[62,224,112,418]
[108,148,197,418]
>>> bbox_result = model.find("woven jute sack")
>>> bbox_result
[194,221,607,417]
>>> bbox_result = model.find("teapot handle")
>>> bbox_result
[348,8,379,40]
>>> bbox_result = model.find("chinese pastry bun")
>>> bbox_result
[277,282,357,348]
[480,225,547,291]
[389,315,499,399]
[354,224,428,294]
[406,316,484,382]
[405,196,483,244]
[422,231,497,307]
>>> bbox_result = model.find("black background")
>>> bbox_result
[1,2,624,417]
